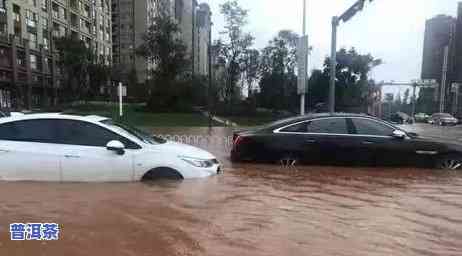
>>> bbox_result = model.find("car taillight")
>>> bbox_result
[233,135,248,147]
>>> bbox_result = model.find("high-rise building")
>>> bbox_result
[111,0,212,86]
[421,14,456,112]
[111,0,159,83]
[452,2,462,83]
[195,3,211,75]
[176,0,211,76]
[0,0,112,109]
[421,15,456,82]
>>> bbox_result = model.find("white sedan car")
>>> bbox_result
[0,114,220,182]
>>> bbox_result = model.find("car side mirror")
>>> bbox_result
[106,140,125,155]
[392,130,407,139]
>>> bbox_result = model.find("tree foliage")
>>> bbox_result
[216,0,255,112]
[55,36,94,102]
[258,30,299,112]
[309,48,382,112]
[137,0,190,111]
[55,36,110,103]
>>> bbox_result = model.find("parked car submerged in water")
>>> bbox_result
[0,114,220,182]
[414,113,430,123]
[428,113,458,126]
[389,112,413,124]
[231,113,462,170]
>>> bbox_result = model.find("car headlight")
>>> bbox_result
[180,156,215,168]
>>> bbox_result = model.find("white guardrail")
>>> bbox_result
[155,134,234,150]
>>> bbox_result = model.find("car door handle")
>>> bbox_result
[362,141,375,145]
[0,149,10,153]
[64,155,80,159]
[306,139,317,143]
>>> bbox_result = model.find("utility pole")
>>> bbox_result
[411,83,417,118]
[208,20,213,128]
[328,0,374,113]
[298,0,308,115]
[301,0,306,115]
[192,0,196,78]
[452,83,459,116]
[329,16,338,114]
[440,45,449,113]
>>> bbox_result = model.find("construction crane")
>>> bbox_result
[378,80,438,118]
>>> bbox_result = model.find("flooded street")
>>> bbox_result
[1,127,462,255]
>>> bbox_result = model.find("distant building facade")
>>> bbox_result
[111,0,158,84]
[174,0,211,76]
[421,15,455,83]
[112,0,212,87]
[0,0,112,109]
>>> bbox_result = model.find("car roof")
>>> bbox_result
[261,112,378,130]
[0,113,110,124]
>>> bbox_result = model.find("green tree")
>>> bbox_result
[258,30,299,112]
[137,0,189,111]
[217,0,255,113]
[242,48,260,97]
[55,36,94,103]
[307,69,329,111]
[87,63,111,101]
[321,47,382,112]
[416,88,436,114]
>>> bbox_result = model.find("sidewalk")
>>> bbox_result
[200,111,238,127]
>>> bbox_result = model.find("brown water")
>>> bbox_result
[1,127,462,256]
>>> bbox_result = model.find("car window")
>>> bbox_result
[307,118,348,134]
[57,120,140,149]
[0,119,58,143]
[280,122,308,133]
[351,118,395,136]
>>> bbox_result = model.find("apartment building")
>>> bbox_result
[0,0,112,109]
[111,0,158,83]
[175,0,211,76]
[194,3,211,76]
[112,0,212,86]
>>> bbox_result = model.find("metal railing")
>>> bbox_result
[155,134,233,151]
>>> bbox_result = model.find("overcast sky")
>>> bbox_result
[207,0,459,95]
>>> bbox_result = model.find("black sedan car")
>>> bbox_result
[231,113,462,170]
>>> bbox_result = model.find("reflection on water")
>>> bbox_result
[1,127,462,256]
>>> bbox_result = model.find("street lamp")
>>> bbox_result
[298,0,308,115]
[328,0,374,113]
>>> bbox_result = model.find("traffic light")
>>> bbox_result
[339,0,374,23]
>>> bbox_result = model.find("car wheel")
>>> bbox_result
[279,154,299,167]
[435,155,462,170]
[142,167,184,181]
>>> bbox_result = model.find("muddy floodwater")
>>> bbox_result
[1,127,462,256]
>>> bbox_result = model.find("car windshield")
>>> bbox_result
[101,120,166,145]
[440,113,453,118]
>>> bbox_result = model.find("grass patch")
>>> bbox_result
[64,103,223,127]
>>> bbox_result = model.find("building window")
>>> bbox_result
[30,0,37,7]
[13,5,21,23]
[42,17,48,30]
[0,22,6,35]
[0,0,6,12]
[43,57,49,72]
[41,0,48,12]
[30,54,37,70]
[26,10,38,28]
[43,37,49,50]
[29,32,37,49]
[175,0,183,22]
